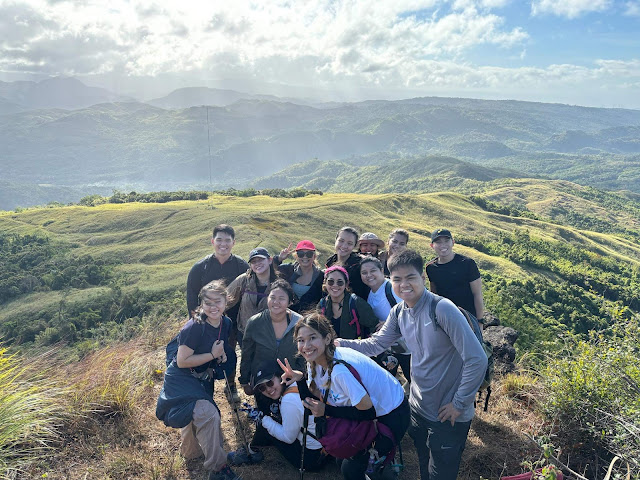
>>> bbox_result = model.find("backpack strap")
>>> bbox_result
[319,296,327,316]
[283,385,300,396]
[348,293,362,337]
[384,281,397,307]
[429,293,444,332]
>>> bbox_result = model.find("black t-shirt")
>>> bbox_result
[186,253,249,315]
[425,253,481,316]
[178,318,222,373]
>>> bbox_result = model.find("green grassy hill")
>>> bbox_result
[2,189,639,354]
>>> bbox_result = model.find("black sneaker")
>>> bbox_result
[208,464,242,480]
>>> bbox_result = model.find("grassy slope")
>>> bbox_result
[2,191,639,336]
[3,191,639,479]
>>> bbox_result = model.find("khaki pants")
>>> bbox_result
[180,399,227,472]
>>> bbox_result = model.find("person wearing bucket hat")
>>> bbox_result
[273,240,325,313]
[357,232,385,257]
[426,228,485,320]
[225,246,278,401]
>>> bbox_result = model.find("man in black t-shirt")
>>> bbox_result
[186,224,249,316]
[425,228,484,319]
[186,224,249,404]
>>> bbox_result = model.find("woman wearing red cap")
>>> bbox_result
[273,240,325,313]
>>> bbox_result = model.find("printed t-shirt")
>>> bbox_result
[307,347,404,417]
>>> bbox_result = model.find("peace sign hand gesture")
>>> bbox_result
[278,243,294,262]
[277,358,304,386]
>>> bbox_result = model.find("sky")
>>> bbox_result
[1,0,639,107]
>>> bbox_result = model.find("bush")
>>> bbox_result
[540,312,640,478]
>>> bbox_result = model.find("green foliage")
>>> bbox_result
[469,195,543,220]
[540,314,640,477]
[458,230,639,311]
[0,234,115,304]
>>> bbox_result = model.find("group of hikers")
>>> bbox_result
[156,224,488,480]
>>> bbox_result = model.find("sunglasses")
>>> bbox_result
[296,250,314,258]
[326,279,345,287]
[256,378,277,392]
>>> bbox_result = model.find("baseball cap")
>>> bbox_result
[296,240,316,251]
[431,228,453,242]
[251,361,281,389]
[249,247,271,261]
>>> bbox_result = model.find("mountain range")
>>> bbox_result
[1,77,639,210]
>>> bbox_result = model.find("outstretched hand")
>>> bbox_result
[277,358,303,386]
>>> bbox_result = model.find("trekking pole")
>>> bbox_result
[299,409,309,480]
[223,369,257,457]
[397,440,404,472]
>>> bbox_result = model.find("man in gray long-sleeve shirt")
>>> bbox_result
[338,249,487,480]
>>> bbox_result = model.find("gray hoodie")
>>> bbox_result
[339,288,487,423]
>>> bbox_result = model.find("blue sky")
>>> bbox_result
[0,0,638,107]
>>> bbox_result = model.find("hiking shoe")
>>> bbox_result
[227,445,264,465]
[224,385,241,404]
[208,465,242,480]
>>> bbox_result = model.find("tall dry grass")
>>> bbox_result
[0,348,67,479]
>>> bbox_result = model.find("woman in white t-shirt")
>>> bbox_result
[359,256,412,384]
[280,313,409,480]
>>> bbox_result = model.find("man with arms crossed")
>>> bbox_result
[338,250,487,480]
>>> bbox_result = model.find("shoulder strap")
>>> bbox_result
[429,293,444,331]
[348,294,361,337]
[283,385,299,396]
[319,296,327,316]
[384,281,397,307]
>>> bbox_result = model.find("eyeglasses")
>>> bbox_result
[326,279,345,287]
[256,378,276,392]
[296,250,314,258]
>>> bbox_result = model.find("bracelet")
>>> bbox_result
[210,352,215,360]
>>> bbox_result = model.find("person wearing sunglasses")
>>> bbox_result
[238,279,305,446]
[325,226,370,300]
[317,265,378,340]
[273,240,325,313]
[240,360,327,471]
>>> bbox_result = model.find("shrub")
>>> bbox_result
[540,312,640,478]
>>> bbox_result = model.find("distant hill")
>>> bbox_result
[147,87,312,109]
[252,155,525,193]
[0,77,133,111]
[1,79,639,208]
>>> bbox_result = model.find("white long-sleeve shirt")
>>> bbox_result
[261,383,322,450]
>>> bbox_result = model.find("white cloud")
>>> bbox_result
[0,0,637,107]
[624,1,640,16]
[531,0,612,19]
